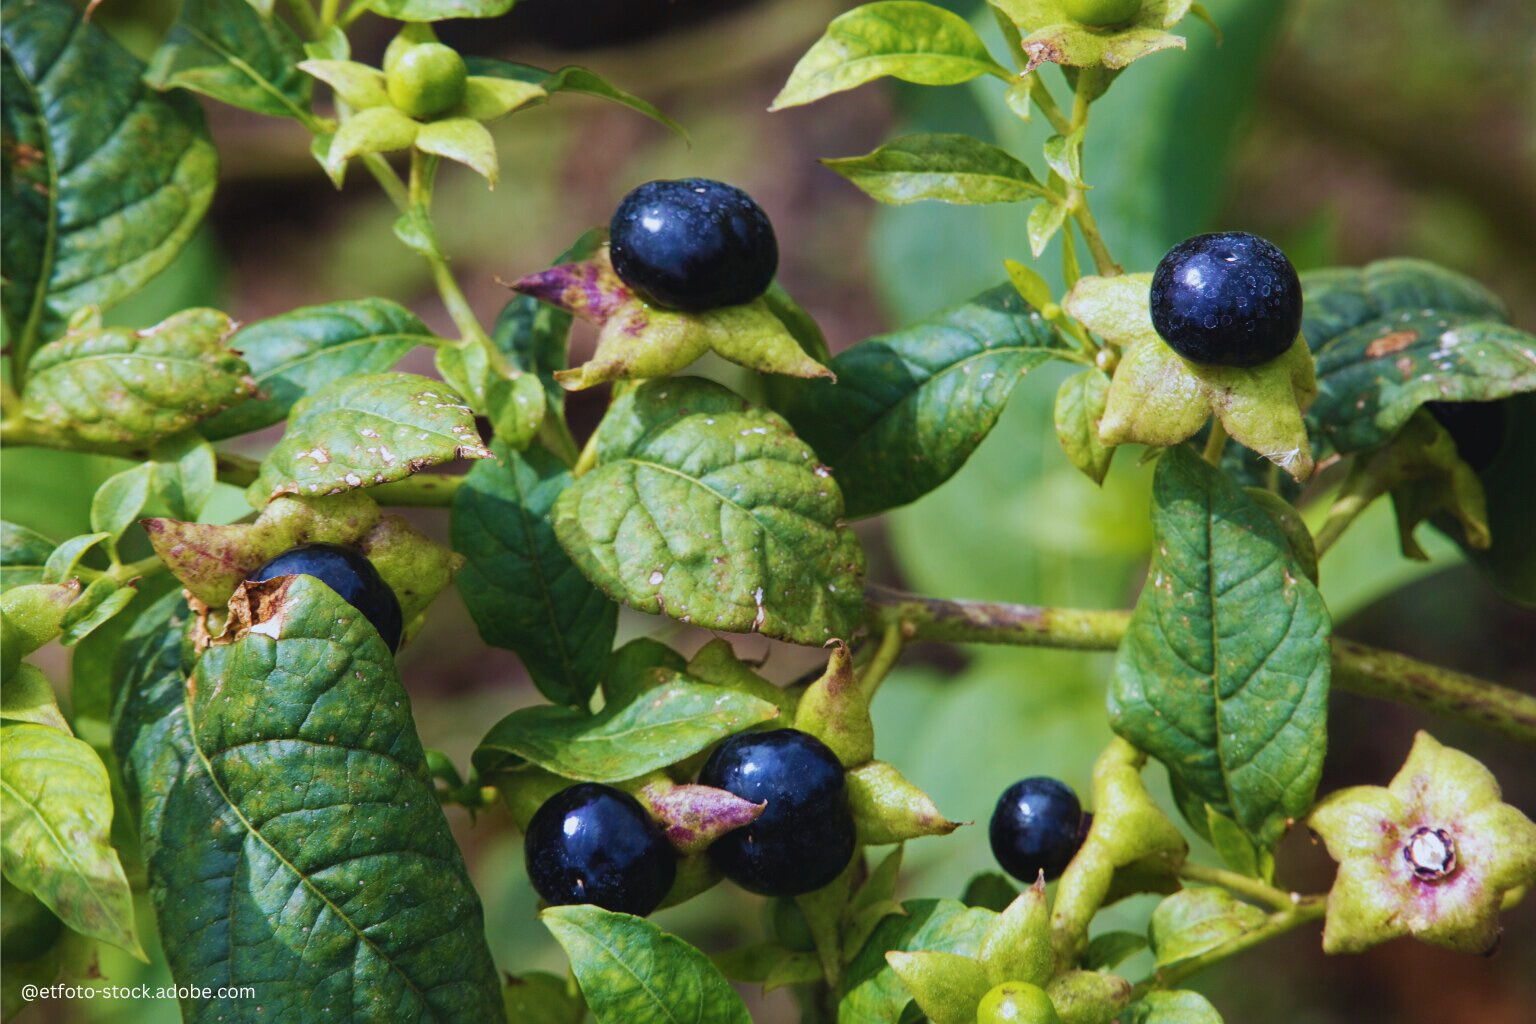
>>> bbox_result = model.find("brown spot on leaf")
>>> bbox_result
[1367,330,1418,358]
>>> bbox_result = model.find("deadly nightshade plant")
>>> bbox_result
[1,0,1534,1022]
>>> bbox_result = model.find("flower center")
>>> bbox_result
[1402,826,1457,881]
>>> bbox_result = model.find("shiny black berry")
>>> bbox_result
[608,178,778,311]
[524,783,677,916]
[1149,232,1303,367]
[990,777,1087,883]
[1425,400,1508,473]
[247,542,403,652]
[698,729,856,897]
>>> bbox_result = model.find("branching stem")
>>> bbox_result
[865,585,1536,747]
[1177,862,1299,913]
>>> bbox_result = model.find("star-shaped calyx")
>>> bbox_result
[1307,730,1536,955]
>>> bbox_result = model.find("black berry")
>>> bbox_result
[1150,232,1303,367]
[989,777,1087,883]
[247,543,403,652]
[608,178,778,311]
[698,729,856,897]
[524,783,677,916]
[1425,400,1508,473]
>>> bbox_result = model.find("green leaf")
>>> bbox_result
[1148,887,1266,967]
[200,299,429,439]
[1109,447,1330,850]
[415,116,498,185]
[145,0,312,119]
[773,284,1063,518]
[841,899,997,1024]
[503,972,586,1024]
[41,533,107,583]
[464,58,686,138]
[1,0,217,367]
[960,872,1019,912]
[772,1,1008,110]
[19,309,256,448]
[544,904,750,1024]
[994,0,1194,72]
[249,371,491,505]
[1082,930,1148,971]
[58,576,134,646]
[472,675,779,783]
[1,663,69,732]
[554,378,865,643]
[823,133,1046,205]
[89,464,152,545]
[1125,989,1224,1024]
[0,721,142,957]
[1054,369,1115,484]
[113,578,503,1021]
[1027,199,1069,258]
[1309,313,1536,457]
[148,429,217,520]
[323,105,420,181]
[297,58,389,110]
[451,441,617,706]
[1300,257,1507,354]
[492,293,572,416]
[1,522,55,590]
[365,0,515,24]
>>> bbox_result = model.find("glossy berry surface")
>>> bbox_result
[698,728,856,897]
[1149,231,1302,367]
[1425,400,1508,473]
[1064,0,1141,27]
[608,178,778,311]
[990,777,1086,883]
[524,783,676,916]
[247,543,403,652]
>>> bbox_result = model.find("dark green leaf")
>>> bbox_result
[543,904,750,1024]
[762,282,834,366]
[841,899,996,1024]
[823,133,1046,205]
[114,579,503,1022]
[200,299,429,439]
[772,284,1063,518]
[19,309,256,448]
[1109,447,1330,851]
[1083,930,1148,971]
[1,0,217,366]
[145,0,312,118]
[249,372,492,504]
[1300,258,1506,353]
[452,441,616,706]
[556,378,866,643]
[959,872,1018,912]
[1444,391,1536,605]
[472,674,778,782]
[148,429,216,520]
[1309,313,1536,456]
[492,294,572,417]
[772,1,1008,110]
[1,521,55,590]
[365,0,515,24]
[0,721,142,957]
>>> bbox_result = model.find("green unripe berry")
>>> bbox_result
[386,43,467,120]
[1064,0,1142,28]
[977,981,1063,1024]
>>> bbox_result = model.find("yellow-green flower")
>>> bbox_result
[1308,731,1536,954]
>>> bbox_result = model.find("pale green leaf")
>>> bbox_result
[823,133,1046,205]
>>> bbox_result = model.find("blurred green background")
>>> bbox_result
[5,0,1534,1021]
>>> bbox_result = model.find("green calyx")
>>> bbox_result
[386,43,468,120]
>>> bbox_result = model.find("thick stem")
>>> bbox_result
[865,586,1536,747]
[1313,488,1375,558]
[280,0,322,41]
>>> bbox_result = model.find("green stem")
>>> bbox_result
[537,413,580,468]
[857,623,905,700]
[318,0,340,30]
[360,153,411,210]
[1313,488,1375,558]
[572,429,600,477]
[1177,862,1298,913]
[1131,898,1327,997]
[110,554,169,584]
[865,586,1536,747]
[1027,74,1072,136]
[280,0,322,41]
[1063,66,1121,278]
[1202,418,1228,466]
